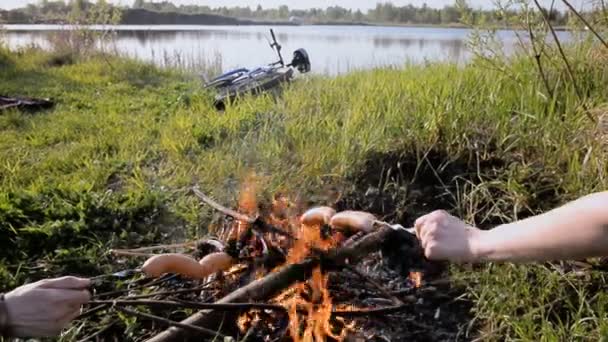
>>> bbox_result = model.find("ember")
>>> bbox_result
[409,271,423,288]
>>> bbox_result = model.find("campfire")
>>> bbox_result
[83,181,467,342]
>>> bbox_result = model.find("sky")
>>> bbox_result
[0,0,589,11]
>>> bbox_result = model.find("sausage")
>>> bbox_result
[330,211,377,233]
[198,252,235,277]
[142,254,206,279]
[300,206,336,226]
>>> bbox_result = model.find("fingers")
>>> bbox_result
[415,210,448,241]
[54,289,91,306]
[414,213,432,238]
[38,276,91,290]
[58,303,85,325]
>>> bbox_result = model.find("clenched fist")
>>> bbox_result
[415,210,483,262]
[3,276,91,338]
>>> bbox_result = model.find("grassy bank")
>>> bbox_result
[0,45,607,340]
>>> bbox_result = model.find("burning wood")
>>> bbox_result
[409,271,423,289]
[141,186,411,341]
[80,184,463,342]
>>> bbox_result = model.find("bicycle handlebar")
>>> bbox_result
[270,29,278,44]
[269,29,285,67]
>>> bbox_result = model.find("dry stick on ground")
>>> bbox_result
[77,304,109,320]
[332,303,412,318]
[89,299,287,313]
[115,307,228,340]
[562,0,608,49]
[89,298,416,318]
[146,226,401,342]
[119,284,213,301]
[532,0,595,122]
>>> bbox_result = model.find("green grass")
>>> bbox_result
[0,44,607,340]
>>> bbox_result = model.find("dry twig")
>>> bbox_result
[89,299,287,313]
[115,307,227,340]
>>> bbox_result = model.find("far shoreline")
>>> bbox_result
[1,22,571,32]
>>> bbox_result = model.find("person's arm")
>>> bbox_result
[415,191,608,263]
[0,276,91,338]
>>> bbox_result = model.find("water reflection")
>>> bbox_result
[2,25,570,75]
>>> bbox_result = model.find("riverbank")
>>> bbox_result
[0,46,607,340]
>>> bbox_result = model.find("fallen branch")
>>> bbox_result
[77,304,109,320]
[146,226,401,342]
[90,299,287,313]
[115,307,227,340]
[332,303,411,318]
[119,285,210,301]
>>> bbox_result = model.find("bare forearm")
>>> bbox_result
[473,192,608,262]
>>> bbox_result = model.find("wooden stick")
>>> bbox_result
[109,250,158,258]
[89,299,287,312]
[191,187,253,223]
[146,226,399,342]
[115,307,227,340]
[191,187,297,240]
[93,274,178,299]
[332,303,411,318]
[118,286,209,301]
[77,304,109,320]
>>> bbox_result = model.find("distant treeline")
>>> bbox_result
[131,0,571,26]
[0,0,579,26]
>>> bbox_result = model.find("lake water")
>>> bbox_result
[2,25,572,75]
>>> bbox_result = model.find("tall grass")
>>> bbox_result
[0,34,607,340]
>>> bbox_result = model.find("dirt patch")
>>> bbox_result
[327,149,485,341]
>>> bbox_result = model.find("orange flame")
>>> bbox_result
[409,271,423,288]
[285,267,347,342]
[238,173,258,216]
[230,173,259,243]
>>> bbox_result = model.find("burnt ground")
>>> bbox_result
[326,145,568,341]
[328,149,483,342]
